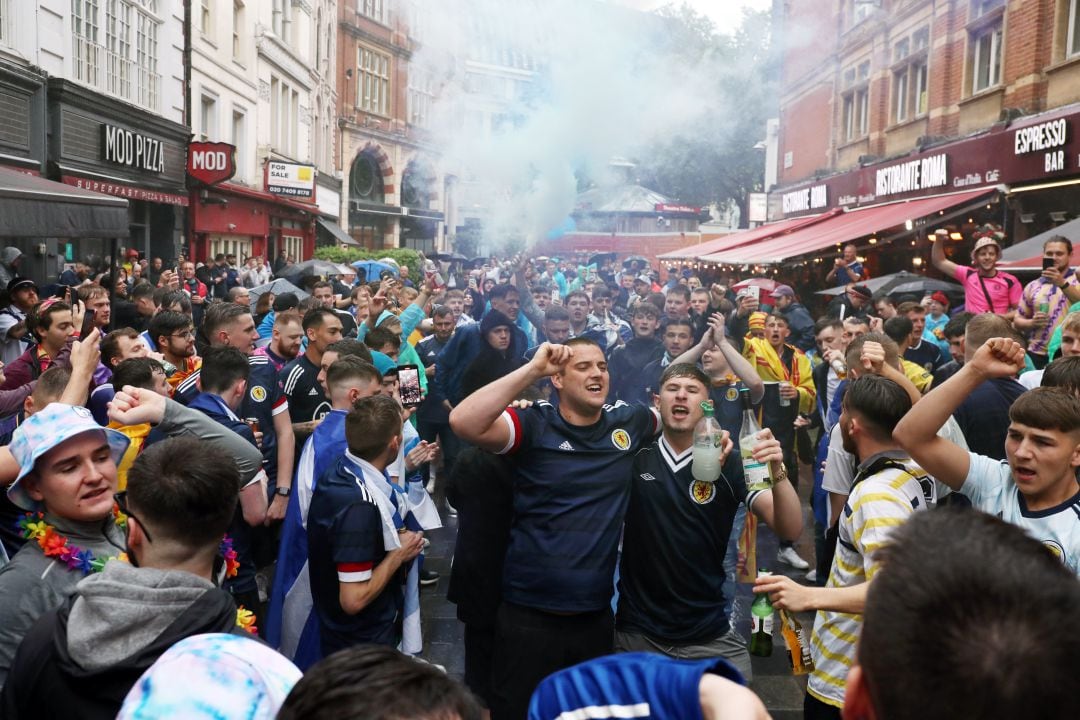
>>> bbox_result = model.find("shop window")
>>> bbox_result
[891,25,930,123]
[970,21,1003,93]
[840,61,870,142]
[357,45,391,117]
[1068,0,1080,58]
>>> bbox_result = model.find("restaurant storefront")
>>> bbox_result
[47,79,188,268]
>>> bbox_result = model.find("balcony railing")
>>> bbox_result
[72,35,160,112]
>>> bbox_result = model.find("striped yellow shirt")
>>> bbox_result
[807,458,929,708]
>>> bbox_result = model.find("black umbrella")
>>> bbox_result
[275,259,341,282]
[589,252,617,266]
[622,255,649,269]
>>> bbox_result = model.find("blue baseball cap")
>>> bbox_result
[8,403,130,511]
[369,351,398,377]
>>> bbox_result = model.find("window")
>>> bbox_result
[106,0,132,98]
[134,3,158,109]
[852,0,874,25]
[0,0,12,46]
[1068,0,1080,58]
[73,0,159,110]
[357,45,391,116]
[199,0,210,36]
[971,0,1004,20]
[199,94,217,141]
[971,22,1002,93]
[232,108,246,179]
[841,61,870,141]
[359,0,385,24]
[408,69,435,127]
[891,26,930,123]
[232,1,242,59]
[270,75,299,156]
[73,0,102,86]
[272,0,291,40]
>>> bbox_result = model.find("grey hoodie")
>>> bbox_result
[67,562,215,671]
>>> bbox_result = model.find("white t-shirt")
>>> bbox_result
[963,452,1080,575]
[822,419,964,525]
[1018,368,1044,390]
[0,306,27,365]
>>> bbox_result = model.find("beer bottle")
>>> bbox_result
[749,569,774,657]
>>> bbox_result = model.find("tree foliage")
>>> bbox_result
[313,246,423,279]
[634,6,776,227]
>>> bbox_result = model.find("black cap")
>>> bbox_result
[7,277,36,293]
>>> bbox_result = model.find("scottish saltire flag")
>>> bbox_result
[265,410,349,670]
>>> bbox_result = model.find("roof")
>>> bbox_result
[573,184,672,215]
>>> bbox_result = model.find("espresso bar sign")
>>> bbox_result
[102,124,165,173]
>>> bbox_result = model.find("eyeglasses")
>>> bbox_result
[114,491,153,543]
[170,330,195,340]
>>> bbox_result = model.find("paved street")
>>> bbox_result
[417,473,818,719]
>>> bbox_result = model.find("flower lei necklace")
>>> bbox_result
[16,509,257,635]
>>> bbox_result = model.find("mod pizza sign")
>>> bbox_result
[187,142,237,186]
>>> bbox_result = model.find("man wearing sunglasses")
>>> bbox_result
[0,388,261,691]
[2,437,248,719]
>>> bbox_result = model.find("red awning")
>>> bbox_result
[704,188,999,265]
[212,182,321,216]
[1000,246,1080,271]
[658,211,838,261]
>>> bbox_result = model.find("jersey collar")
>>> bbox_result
[659,434,692,474]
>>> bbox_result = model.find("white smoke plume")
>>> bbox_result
[411,0,761,251]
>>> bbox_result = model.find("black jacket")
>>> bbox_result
[446,448,514,627]
[1,585,243,720]
[607,337,664,403]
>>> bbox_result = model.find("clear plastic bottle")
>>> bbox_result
[691,400,723,483]
[739,389,774,491]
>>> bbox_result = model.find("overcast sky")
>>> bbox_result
[613,0,773,34]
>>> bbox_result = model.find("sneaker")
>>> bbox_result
[804,569,818,584]
[777,546,811,570]
[419,569,440,586]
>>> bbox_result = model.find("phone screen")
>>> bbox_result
[80,308,97,339]
[397,365,423,407]
[1043,256,1055,270]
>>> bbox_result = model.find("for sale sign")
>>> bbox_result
[187,142,237,186]
[266,161,316,199]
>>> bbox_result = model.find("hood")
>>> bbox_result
[480,309,514,338]
[60,561,237,675]
[1,246,22,266]
[623,336,664,362]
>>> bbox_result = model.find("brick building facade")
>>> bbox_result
[739,0,1080,276]
[336,1,446,252]
[776,0,1080,192]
